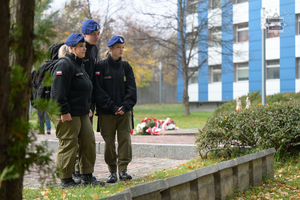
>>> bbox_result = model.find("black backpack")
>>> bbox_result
[31,43,73,108]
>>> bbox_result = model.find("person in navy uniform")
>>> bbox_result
[51,33,105,188]
[72,19,101,184]
[94,36,137,183]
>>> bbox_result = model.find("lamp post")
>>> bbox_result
[261,8,267,105]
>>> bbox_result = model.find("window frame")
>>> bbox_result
[266,60,280,80]
[296,58,300,79]
[296,14,300,35]
[188,68,198,85]
[186,31,198,51]
[234,22,249,43]
[210,65,222,83]
[208,26,222,47]
[209,0,221,9]
[235,62,249,81]
[186,0,198,15]
[233,0,248,4]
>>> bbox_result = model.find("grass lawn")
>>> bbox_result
[231,154,300,199]
[23,157,222,199]
[30,103,214,131]
[132,103,213,129]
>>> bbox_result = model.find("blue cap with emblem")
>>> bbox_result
[81,19,100,34]
[64,33,85,47]
[107,36,125,47]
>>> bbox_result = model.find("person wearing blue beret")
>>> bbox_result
[72,19,101,185]
[93,35,137,183]
[51,33,105,188]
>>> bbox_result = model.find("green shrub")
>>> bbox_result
[214,91,300,115]
[196,101,300,159]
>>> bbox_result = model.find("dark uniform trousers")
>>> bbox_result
[74,111,94,173]
[99,111,132,173]
[55,114,96,179]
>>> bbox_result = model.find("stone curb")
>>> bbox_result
[99,147,276,200]
[42,140,198,160]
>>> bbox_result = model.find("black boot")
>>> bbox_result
[72,171,81,184]
[119,171,132,181]
[107,172,117,183]
[60,177,80,189]
[81,173,105,187]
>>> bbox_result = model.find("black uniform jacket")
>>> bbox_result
[93,54,137,115]
[83,42,98,81]
[83,42,98,108]
[51,53,93,116]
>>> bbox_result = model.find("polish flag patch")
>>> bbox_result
[56,71,62,75]
[95,71,100,75]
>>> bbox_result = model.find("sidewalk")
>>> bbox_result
[24,129,197,188]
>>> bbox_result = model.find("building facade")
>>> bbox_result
[177,0,300,110]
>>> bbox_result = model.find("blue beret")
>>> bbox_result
[107,36,125,47]
[81,19,100,34]
[64,33,85,46]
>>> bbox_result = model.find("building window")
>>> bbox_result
[234,22,249,43]
[296,14,300,35]
[209,0,221,9]
[210,65,222,83]
[208,27,221,47]
[186,0,198,15]
[188,69,198,84]
[235,62,249,81]
[296,58,300,79]
[233,0,248,4]
[186,31,198,51]
[266,60,280,79]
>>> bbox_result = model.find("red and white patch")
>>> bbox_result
[56,71,62,75]
[95,71,100,75]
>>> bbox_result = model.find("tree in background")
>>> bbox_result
[0,0,58,199]
[130,0,234,115]
[34,0,58,66]
[0,0,35,199]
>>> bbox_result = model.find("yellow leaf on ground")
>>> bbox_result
[93,194,99,199]
[118,188,124,192]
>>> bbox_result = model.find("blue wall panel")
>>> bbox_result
[176,0,186,102]
[222,0,233,101]
[280,0,295,93]
[249,0,262,93]
[198,0,209,101]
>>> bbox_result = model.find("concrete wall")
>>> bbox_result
[98,148,276,200]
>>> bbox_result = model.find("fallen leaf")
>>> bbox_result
[93,194,99,199]
[118,188,123,192]
[125,182,130,185]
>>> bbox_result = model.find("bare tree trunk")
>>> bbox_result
[1,0,35,199]
[182,67,190,115]
[0,0,11,198]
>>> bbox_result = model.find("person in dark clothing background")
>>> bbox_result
[51,33,104,188]
[94,35,137,183]
[72,19,101,184]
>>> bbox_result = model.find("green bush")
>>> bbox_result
[196,101,300,158]
[214,91,300,115]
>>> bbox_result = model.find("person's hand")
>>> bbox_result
[115,106,124,115]
[61,113,72,122]
[89,109,93,117]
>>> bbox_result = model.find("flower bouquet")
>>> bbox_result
[135,117,179,135]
